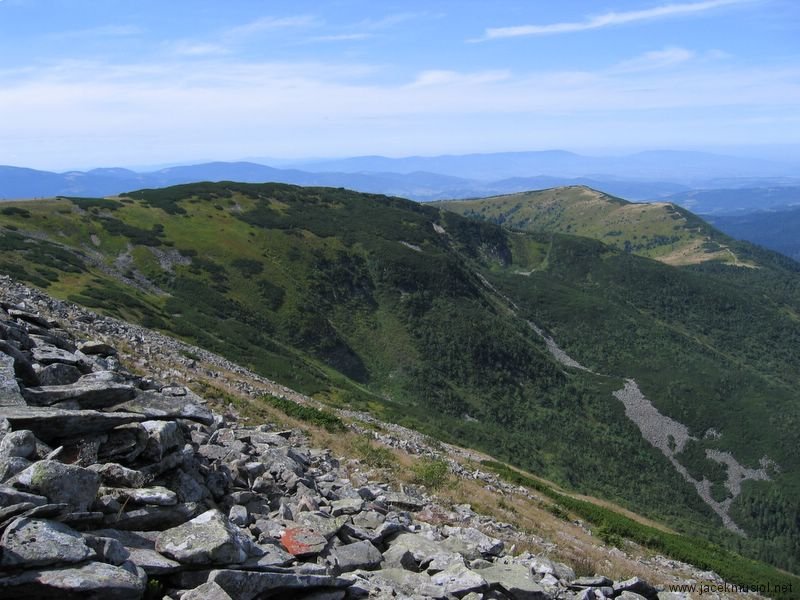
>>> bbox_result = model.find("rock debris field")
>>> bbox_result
[0,274,716,598]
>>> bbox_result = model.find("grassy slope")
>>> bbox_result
[436,186,744,266]
[0,183,798,573]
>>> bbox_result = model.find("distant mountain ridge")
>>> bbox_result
[3,149,800,203]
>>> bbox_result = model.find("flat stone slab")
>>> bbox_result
[2,406,147,443]
[156,509,248,565]
[0,517,94,568]
[89,529,182,575]
[0,560,145,599]
[281,526,328,557]
[209,568,352,600]
[22,379,135,408]
[109,390,214,425]
[478,563,550,599]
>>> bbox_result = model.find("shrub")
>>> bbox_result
[262,395,345,432]
[411,458,449,489]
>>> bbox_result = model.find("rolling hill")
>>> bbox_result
[0,182,798,574]
[436,186,745,266]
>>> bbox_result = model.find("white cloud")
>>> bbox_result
[477,0,752,41]
[1,51,798,169]
[307,33,374,43]
[611,47,696,72]
[225,15,318,39]
[169,41,230,57]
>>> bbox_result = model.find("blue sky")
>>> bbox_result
[0,0,798,169]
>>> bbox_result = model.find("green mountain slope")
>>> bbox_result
[437,186,748,266]
[1,182,799,574]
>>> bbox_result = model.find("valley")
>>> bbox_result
[0,181,799,580]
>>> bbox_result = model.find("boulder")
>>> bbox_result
[478,562,550,599]
[0,560,146,599]
[1,406,146,443]
[140,420,183,461]
[0,353,24,406]
[280,526,328,557]
[0,517,95,567]
[111,390,214,425]
[88,462,146,488]
[87,529,181,575]
[332,540,383,573]
[183,581,235,600]
[430,563,488,596]
[36,363,82,386]
[100,485,177,507]
[14,460,100,512]
[30,345,80,366]
[0,430,37,461]
[613,577,659,600]
[155,509,248,565]
[78,340,117,356]
[208,569,353,600]
[21,377,136,408]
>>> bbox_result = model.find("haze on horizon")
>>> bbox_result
[1,0,798,171]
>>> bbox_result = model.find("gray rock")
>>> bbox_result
[31,345,79,366]
[613,577,658,599]
[331,497,363,516]
[479,562,551,599]
[0,430,36,461]
[573,575,613,587]
[36,362,82,386]
[183,581,234,600]
[140,420,183,461]
[364,567,442,598]
[87,528,182,575]
[381,491,424,511]
[280,525,329,557]
[0,353,24,407]
[0,502,36,523]
[15,459,100,512]
[0,560,146,599]
[111,389,214,425]
[100,485,177,506]
[385,532,443,566]
[78,340,117,356]
[155,508,248,565]
[430,562,488,596]
[98,424,148,464]
[333,540,383,573]
[1,406,146,444]
[443,526,504,558]
[381,545,418,570]
[619,591,650,600]
[21,377,136,408]
[0,340,37,386]
[426,550,465,574]
[83,534,130,565]
[88,462,146,488]
[208,569,353,600]
[0,456,31,482]
[0,517,95,567]
[296,512,348,540]
[7,309,52,329]
[103,502,201,531]
[229,504,248,526]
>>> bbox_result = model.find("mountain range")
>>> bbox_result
[3,150,800,205]
[0,181,798,577]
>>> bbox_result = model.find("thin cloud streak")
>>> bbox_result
[477,0,752,41]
